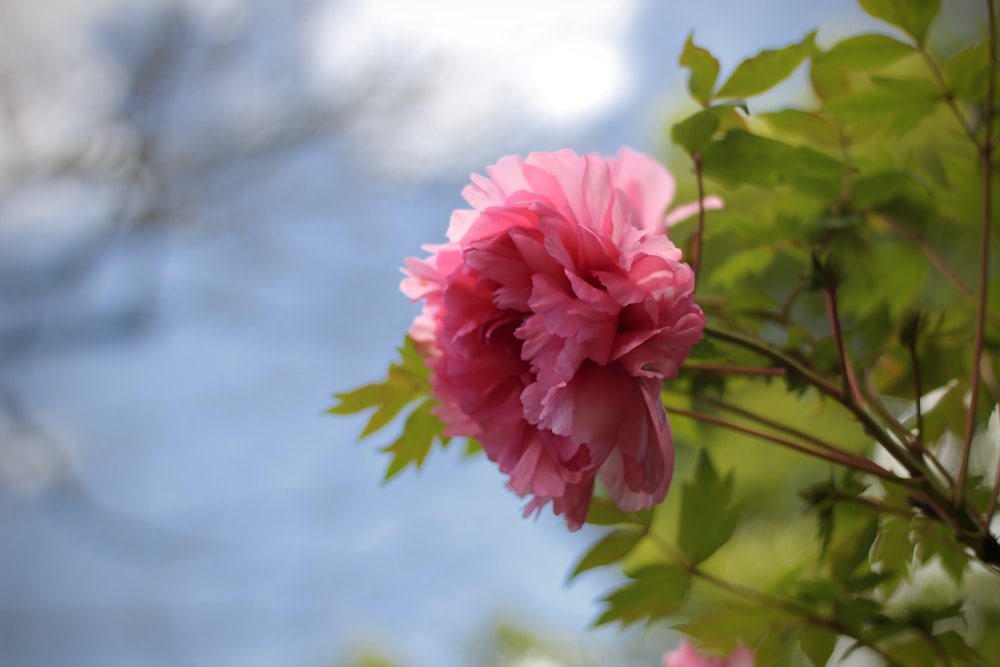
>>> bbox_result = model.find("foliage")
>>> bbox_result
[333,0,1000,664]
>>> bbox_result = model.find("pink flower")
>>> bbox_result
[663,641,755,667]
[402,149,710,529]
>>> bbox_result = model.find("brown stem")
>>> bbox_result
[860,368,954,487]
[823,282,864,405]
[682,362,786,376]
[882,216,972,299]
[908,340,925,447]
[664,403,899,481]
[917,38,978,146]
[692,153,707,282]
[703,325,924,477]
[957,0,997,510]
[689,392,871,462]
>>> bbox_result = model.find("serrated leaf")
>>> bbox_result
[677,450,738,564]
[716,31,817,99]
[699,130,843,192]
[858,0,940,44]
[379,399,448,481]
[330,336,432,438]
[759,109,840,148]
[595,564,691,627]
[944,41,990,103]
[818,33,915,70]
[570,528,645,579]
[799,626,837,667]
[680,33,720,106]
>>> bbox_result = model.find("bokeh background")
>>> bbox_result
[0,1,881,665]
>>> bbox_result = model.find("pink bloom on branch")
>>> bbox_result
[663,641,755,667]
[402,148,711,529]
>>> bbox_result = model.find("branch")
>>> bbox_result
[957,0,997,509]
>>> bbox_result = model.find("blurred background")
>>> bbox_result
[0,1,879,665]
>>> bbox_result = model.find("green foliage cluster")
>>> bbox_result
[331,0,1000,664]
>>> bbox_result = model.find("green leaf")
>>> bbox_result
[799,626,837,667]
[672,108,721,155]
[379,399,448,481]
[671,103,747,155]
[884,636,937,667]
[824,77,940,136]
[595,564,691,627]
[699,130,842,192]
[677,450,738,564]
[872,515,915,596]
[913,516,971,584]
[826,504,880,583]
[934,630,982,664]
[818,33,915,70]
[838,597,886,634]
[858,0,940,44]
[716,31,817,99]
[944,41,990,103]
[852,171,929,210]
[569,528,645,579]
[759,109,841,148]
[586,496,652,527]
[675,605,789,654]
[330,336,432,437]
[680,33,720,106]
[706,247,776,290]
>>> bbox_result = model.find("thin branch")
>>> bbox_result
[664,403,899,481]
[917,38,979,147]
[860,368,955,488]
[687,392,871,462]
[822,282,864,405]
[882,216,972,299]
[691,153,707,281]
[681,362,786,376]
[957,0,997,509]
[908,339,925,447]
[703,325,926,478]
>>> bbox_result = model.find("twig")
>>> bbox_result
[692,153,707,281]
[664,403,899,481]
[957,0,997,510]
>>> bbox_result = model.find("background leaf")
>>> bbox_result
[330,336,432,437]
[858,0,940,44]
[569,528,645,579]
[680,33,720,106]
[677,450,738,564]
[817,33,915,70]
[716,31,817,99]
[699,129,842,192]
[595,564,691,627]
[379,398,449,481]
